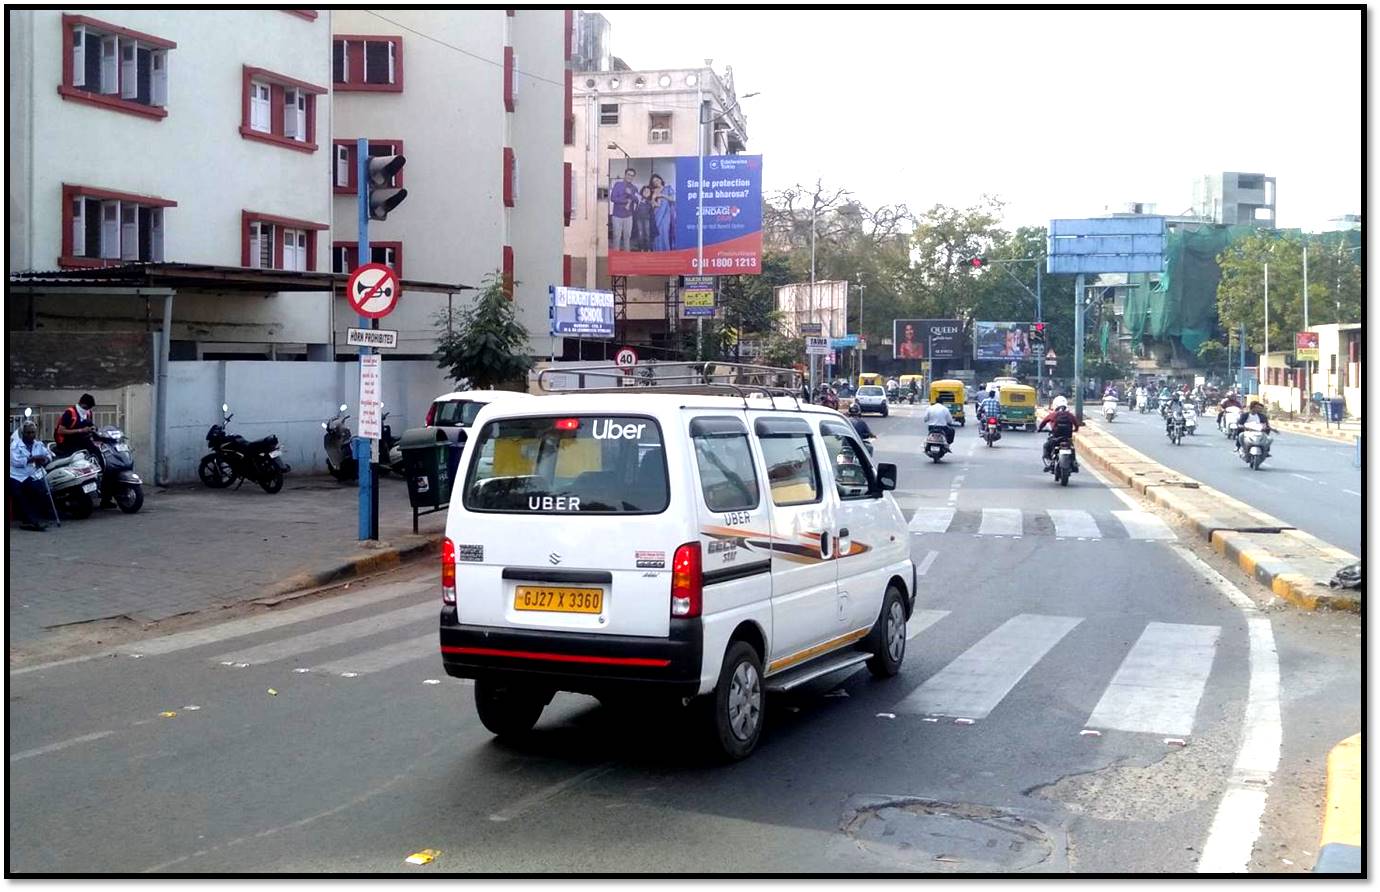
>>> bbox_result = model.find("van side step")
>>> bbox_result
[766,651,872,693]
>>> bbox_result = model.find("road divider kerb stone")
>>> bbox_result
[1269,418,1360,444]
[1314,733,1362,872]
[258,534,443,604]
[1036,408,1359,613]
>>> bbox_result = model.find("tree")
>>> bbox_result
[433,272,534,390]
[1196,339,1228,380]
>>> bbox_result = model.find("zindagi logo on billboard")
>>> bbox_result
[605,155,763,277]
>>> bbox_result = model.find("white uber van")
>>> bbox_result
[438,368,915,761]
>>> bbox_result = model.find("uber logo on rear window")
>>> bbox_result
[635,550,665,569]
[458,544,484,562]
[593,420,647,440]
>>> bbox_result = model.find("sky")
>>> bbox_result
[598,8,1362,232]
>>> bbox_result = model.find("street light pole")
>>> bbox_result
[809,195,817,398]
[696,70,705,362]
[856,274,865,380]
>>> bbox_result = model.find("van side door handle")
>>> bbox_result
[819,530,830,559]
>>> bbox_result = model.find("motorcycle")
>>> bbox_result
[847,400,861,417]
[198,403,290,494]
[818,389,840,411]
[1046,438,1078,486]
[1220,406,1241,437]
[1102,397,1118,422]
[89,426,144,513]
[1166,414,1186,445]
[1182,404,1198,436]
[323,403,358,482]
[1138,394,1150,413]
[923,426,951,463]
[1237,421,1273,470]
[886,385,901,405]
[981,414,1001,447]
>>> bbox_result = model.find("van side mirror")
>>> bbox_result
[874,462,897,492]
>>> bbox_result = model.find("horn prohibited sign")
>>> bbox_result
[347,263,402,319]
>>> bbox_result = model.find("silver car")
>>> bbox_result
[852,385,889,416]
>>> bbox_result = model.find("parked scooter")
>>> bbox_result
[323,404,357,482]
[44,448,102,518]
[89,426,144,512]
[1237,421,1273,470]
[1102,397,1118,422]
[199,403,290,493]
[923,427,952,463]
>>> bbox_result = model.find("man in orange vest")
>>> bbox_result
[53,393,97,459]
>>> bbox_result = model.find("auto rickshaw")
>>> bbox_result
[998,383,1037,430]
[898,374,924,403]
[858,372,884,389]
[929,378,966,425]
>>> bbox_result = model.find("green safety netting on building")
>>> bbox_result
[1124,224,1256,352]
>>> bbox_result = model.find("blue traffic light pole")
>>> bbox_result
[355,137,376,541]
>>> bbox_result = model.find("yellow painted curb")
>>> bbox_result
[1320,734,1362,849]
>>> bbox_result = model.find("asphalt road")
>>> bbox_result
[7,405,1360,874]
[1088,404,1361,555]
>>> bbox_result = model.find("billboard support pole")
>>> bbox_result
[1074,273,1085,422]
[695,76,705,362]
[1035,263,1043,393]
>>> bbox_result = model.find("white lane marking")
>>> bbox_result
[1290,473,1315,482]
[1342,489,1360,497]
[209,603,436,666]
[1047,509,1102,539]
[1084,462,1145,511]
[1196,616,1283,872]
[1086,622,1220,736]
[915,550,939,576]
[906,609,950,641]
[909,507,956,533]
[895,614,1082,719]
[107,581,433,658]
[313,633,436,676]
[1170,546,1283,873]
[1112,510,1176,540]
[977,508,1023,537]
[10,730,115,762]
[488,763,615,822]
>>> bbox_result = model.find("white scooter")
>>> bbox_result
[1219,405,1241,438]
[1182,404,1197,436]
[1238,421,1273,470]
[1102,397,1118,422]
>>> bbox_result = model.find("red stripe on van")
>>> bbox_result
[441,646,670,668]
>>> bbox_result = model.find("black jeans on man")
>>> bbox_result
[9,477,52,528]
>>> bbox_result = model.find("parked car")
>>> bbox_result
[439,386,915,762]
[425,390,532,444]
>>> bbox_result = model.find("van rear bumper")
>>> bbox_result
[439,613,703,698]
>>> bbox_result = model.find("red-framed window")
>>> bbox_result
[60,183,176,268]
[240,66,325,153]
[58,14,175,120]
[282,10,318,20]
[564,69,574,145]
[333,35,403,92]
[502,246,515,299]
[332,139,405,194]
[563,162,573,225]
[562,254,572,287]
[332,242,402,277]
[504,46,519,112]
[503,147,518,207]
[241,211,326,271]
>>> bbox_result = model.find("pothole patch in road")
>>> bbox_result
[838,795,1057,871]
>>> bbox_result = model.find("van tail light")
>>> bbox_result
[670,542,702,619]
[441,537,457,605]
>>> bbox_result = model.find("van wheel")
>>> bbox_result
[703,642,764,762]
[866,586,906,678]
[474,678,547,739]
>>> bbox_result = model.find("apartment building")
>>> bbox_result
[565,54,748,352]
[330,8,567,357]
[1193,171,1277,227]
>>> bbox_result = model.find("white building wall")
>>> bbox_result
[331,10,564,357]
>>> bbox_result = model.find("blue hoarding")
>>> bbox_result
[549,286,615,338]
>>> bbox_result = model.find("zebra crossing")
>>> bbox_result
[906,506,1176,540]
[110,578,1222,740]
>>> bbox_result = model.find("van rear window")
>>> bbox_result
[433,400,486,427]
[463,415,668,514]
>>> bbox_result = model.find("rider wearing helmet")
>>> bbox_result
[1037,396,1080,470]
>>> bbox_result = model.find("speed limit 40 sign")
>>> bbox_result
[615,347,639,373]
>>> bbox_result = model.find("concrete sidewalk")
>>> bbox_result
[1271,417,1361,444]
[7,474,445,647]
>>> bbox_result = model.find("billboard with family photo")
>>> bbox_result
[606,155,763,277]
[974,321,1034,361]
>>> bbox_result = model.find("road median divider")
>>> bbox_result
[1315,733,1362,872]
[257,533,443,605]
[1270,418,1360,444]
[1037,408,1359,612]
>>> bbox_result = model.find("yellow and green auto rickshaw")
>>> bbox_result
[929,378,966,425]
[998,383,1038,430]
[857,372,884,389]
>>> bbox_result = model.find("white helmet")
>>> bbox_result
[1052,396,1069,409]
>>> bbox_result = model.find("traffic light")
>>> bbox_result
[367,153,407,221]
[967,256,986,269]
[1030,322,1046,347]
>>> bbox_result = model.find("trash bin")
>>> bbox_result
[400,427,455,530]
[1328,397,1346,424]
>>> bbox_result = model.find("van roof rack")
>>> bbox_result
[536,362,808,411]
